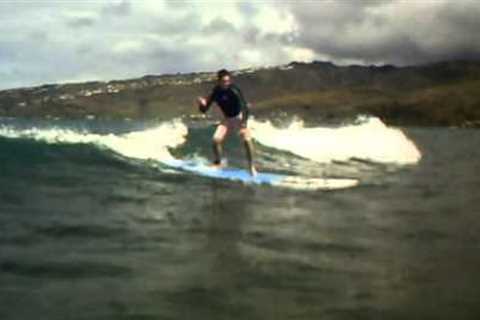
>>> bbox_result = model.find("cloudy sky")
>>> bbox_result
[1,0,479,90]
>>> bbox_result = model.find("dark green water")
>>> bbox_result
[1,118,479,320]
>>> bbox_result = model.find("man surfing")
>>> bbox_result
[196,69,257,176]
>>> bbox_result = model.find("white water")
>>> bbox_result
[0,119,188,162]
[250,117,422,165]
[0,117,421,166]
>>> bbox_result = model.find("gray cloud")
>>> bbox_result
[285,0,480,65]
[1,0,480,90]
[237,2,258,17]
[102,0,131,16]
[202,18,237,34]
[242,27,260,45]
[66,16,96,29]
[156,12,202,35]
[164,0,191,10]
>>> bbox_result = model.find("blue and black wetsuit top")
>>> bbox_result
[201,84,249,124]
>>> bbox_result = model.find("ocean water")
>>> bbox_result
[0,116,479,320]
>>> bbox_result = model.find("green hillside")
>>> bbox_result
[1,60,479,127]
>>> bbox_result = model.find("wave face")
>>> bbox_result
[0,118,421,171]
[0,119,188,162]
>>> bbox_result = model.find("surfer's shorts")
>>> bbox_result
[213,115,251,142]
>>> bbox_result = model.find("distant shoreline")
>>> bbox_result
[1,60,479,128]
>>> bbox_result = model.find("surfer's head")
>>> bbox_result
[217,69,232,89]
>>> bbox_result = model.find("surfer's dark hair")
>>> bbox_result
[217,69,231,79]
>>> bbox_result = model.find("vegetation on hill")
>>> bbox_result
[1,60,479,127]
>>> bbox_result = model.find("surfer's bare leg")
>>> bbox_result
[244,140,257,176]
[212,140,223,165]
[212,123,227,166]
[240,127,256,176]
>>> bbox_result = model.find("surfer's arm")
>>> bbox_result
[232,85,249,126]
[198,87,217,113]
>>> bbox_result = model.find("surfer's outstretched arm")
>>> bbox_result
[197,87,218,114]
[230,84,249,125]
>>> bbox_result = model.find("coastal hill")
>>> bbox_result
[1,60,480,127]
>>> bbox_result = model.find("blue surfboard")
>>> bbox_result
[162,159,358,191]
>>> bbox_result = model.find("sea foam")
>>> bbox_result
[0,116,421,166]
[0,119,188,161]
[249,116,421,165]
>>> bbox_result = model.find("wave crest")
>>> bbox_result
[250,116,421,165]
[0,119,188,161]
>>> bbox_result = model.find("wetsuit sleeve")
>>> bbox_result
[200,86,217,113]
[231,85,249,125]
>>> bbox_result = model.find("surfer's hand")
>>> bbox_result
[197,97,207,113]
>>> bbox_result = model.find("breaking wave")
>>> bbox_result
[249,116,421,165]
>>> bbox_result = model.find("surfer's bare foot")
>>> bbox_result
[210,162,221,169]
[249,166,257,177]
[210,159,225,169]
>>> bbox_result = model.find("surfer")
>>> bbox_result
[196,69,257,176]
